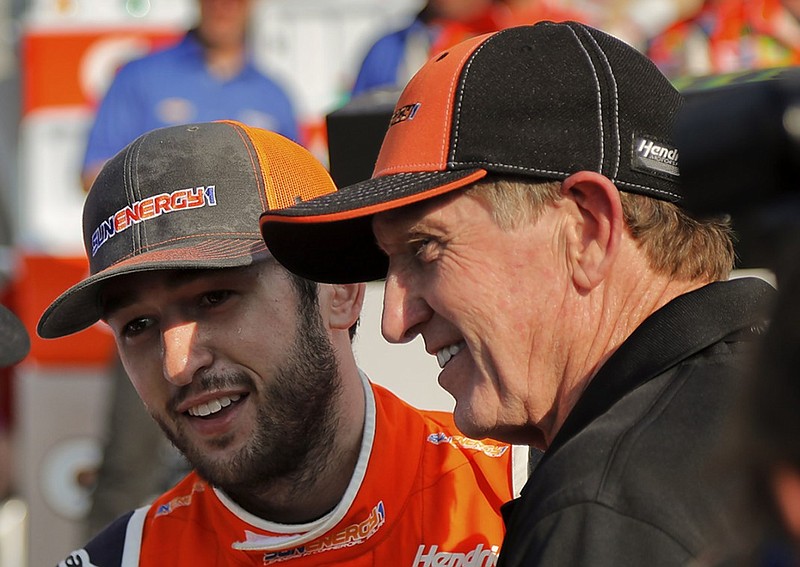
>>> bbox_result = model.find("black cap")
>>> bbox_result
[261,22,684,284]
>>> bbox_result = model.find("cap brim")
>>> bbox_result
[1,304,31,367]
[260,169,487,284]
[37,238,268,339]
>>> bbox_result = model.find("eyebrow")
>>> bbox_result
[100,263,268,319]
[99,272,200,319]
[101,286,142,320]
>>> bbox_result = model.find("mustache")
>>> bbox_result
[169,369,254,411]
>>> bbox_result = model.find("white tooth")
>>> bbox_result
[436,342,466,369]
[188,394,242,417]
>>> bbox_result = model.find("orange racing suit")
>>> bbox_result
[58,375,526,566]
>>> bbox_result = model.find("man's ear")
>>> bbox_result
[560,171,623,291]
[321,283,366,331]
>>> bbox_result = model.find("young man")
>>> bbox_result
[80,0,293,529]
[39,121,525,566]
[259,22,776,565]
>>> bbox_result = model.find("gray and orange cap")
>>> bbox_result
[38,120,337,339]
[260,21,684,284]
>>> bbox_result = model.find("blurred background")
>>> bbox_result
[0,0,797,565]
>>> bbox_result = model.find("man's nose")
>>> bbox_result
[161,321,212,386]
[381,268,433,344]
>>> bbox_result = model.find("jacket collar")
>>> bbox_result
[542,277,775,467]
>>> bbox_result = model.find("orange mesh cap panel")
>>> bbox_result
[233,122,338,211]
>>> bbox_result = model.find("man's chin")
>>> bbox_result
[453,407,491,441]
[186,451,249,488]
[161,431,244,483]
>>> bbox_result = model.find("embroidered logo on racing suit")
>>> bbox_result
[155,481,206,517]
[413,543,500,567]
[59,549,100,567]
[427,432,509,458]
[261,501,386,564]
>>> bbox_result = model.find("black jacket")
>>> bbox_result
[498,277,775,566]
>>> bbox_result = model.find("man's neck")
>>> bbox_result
[541,248,712,448]
[203,43,246,80]
[194,28,247,80]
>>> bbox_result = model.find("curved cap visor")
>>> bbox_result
[37,238,267,339]
[261,168,486,284]
[1,304,31,367]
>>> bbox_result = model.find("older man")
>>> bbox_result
[39,121,523,566]
[260,22,775,565]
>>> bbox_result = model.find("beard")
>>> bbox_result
[153,296,342,496]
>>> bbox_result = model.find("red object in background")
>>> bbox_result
[21,26,181,114]
[11,254,115,367]
[0,287,17,429]
[0,369,10,429]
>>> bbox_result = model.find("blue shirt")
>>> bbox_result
[83,31,298,172]
[351,18,435,96]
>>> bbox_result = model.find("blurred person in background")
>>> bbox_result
[717,264,800,566]
[672,72,800,566]
[81,0,298,190]
[350,0,585,97]
[350,0,496,97]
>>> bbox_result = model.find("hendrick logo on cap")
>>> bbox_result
[632,136,680,179]
[91,185,217,256]
[389,103,421,126]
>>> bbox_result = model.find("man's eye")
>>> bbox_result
[201,290,232,306]
[122,317,153,337]
[411,238,437,260]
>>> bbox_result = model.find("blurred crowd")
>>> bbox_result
[350,0,800,100]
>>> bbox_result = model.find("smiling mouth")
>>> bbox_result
[187,394,243,418]
[436,342,466,369]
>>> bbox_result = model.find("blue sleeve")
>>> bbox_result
[351,31,408,96]
[56,510,134,567]
[82,62,149,173]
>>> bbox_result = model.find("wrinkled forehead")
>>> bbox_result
[371,189,473,238]
[376,189,471,224]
